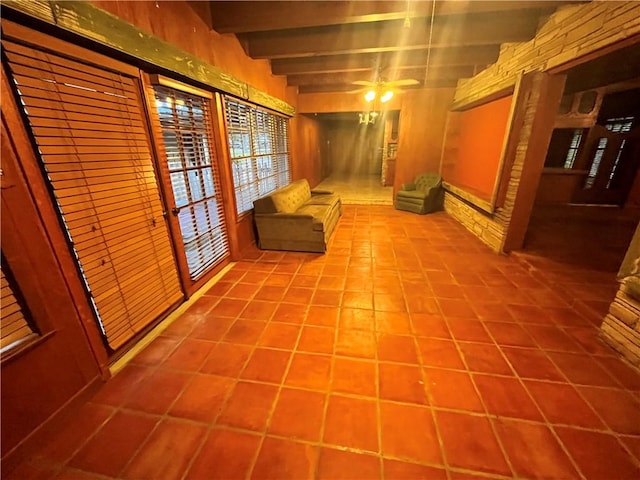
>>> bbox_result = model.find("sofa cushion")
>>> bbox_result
[297,204,331,231]
[306,193,340,207]
[397,189,428,200]
[270,179,311,213]
[252,179,342,253]
[415,173,442,192]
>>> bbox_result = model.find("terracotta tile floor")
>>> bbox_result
[10,206,640,479]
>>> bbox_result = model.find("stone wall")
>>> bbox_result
[443,193,506,252]
[444,1,640,253]
[453,2,640,107]
[445,72,547,252]
[601,223,640,365]
[602,285,640,367]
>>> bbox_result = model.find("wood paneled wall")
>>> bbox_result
[297,89,455,192]
[395,88,456,192]
[290,114,323,187]
[92,1,289,100]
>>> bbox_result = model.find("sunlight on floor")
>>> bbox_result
[316,173,393,206]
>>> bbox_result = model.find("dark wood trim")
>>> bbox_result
[210,1,567,34]
[138,73,194,296]
[140,74,235,296]
[213,93,244,261]
[244,12,540,59]
[271,46,500,75]
[1,0,295,116]
[247,85,296,118]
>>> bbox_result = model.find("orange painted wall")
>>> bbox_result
[441,95,513,202]
[394,88,456,192]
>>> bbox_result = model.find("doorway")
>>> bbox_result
[522,45,640,314]
[315,112,394,205]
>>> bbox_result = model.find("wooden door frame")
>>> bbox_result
[139,75,233,297]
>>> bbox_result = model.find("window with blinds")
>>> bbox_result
[224,97,291,214]
[3,39,183,350]
[153,86,230,280]
[0,259,37,354]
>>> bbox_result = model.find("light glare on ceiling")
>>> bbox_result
[380,91,394,103]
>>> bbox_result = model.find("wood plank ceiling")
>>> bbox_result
[203,1,585,94]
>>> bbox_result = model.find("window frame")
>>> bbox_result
[223,96,291,215]
[152,84,231,282]
[0,255,39,357]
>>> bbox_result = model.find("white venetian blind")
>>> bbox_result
[224,97,291,214]
[152,85,230,280]
[3,39,183,350]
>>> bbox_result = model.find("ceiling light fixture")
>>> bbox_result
[364,90,376,102]
[380,91,394,103]
[359,111,379,125]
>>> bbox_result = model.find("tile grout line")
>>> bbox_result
[477,317,584,480]
[24,206,640,480]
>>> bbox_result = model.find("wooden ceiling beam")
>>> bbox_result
[287,66,476,87]
[210,1,413,33]
[298,77,459,93]
[246,12,541,59]
[271,45,500,75]
[209,1,574,34]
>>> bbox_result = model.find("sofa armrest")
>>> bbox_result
[311,189,334,195]
[400,183,416,191]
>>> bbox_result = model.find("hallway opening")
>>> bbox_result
[314,111,398,205]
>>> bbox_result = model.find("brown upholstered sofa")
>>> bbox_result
[253,179,342,253]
